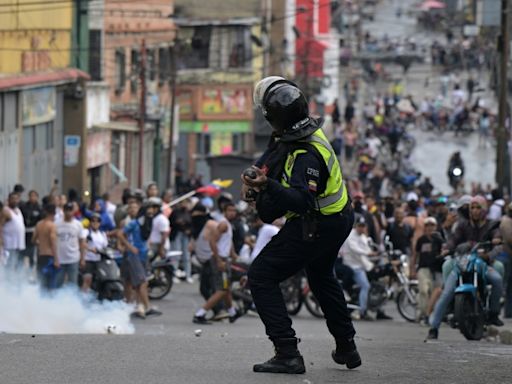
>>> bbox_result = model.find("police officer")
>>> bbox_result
[242,77,361,374]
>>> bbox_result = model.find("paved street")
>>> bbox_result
[1,281,512,384]
[411,128,496,195]
[353,0,497,195]
[0,0,509,383]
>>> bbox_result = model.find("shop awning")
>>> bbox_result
[92,121,139,133]
[179,120,250,133]
[420,1,446,11]
[0,68,90,91]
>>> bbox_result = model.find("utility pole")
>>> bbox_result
[302,2,313,100]
[166,42,177,190]
[496,0,510,193]
[138,39,147,188]
[152,118,161,185]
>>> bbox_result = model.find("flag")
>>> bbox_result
[196,184,221,197]
[212,179,233,188]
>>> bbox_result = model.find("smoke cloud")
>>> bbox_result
[0,270,135,335]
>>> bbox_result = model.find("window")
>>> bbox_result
[177,26,212,69]
[24,122,54,153]
[232,133,244,152]
[130,49,139,94]
[89,30,102,81]
[45,123,54,150]
[158,47,170,86]
[2,93,17,132]
[148,49,156,81]
[115,48,126,93]
[112,132,121,169]
[32,122,54,150]
[196,133,211,155]
[177,25,252,70]
[23,126,35,154]
[228,27,252,68]
[209,26,252,69]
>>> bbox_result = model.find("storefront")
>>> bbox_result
[176,84,253,177]
[0,69,88,201]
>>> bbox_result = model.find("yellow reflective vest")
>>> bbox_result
[280,128,348,217]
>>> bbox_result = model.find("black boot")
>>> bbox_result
[488,312,504,327]
[331,338,362,369]
[253,338,306,374]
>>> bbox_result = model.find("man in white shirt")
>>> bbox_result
[250,215,279,263]
[147,197,171,260]
[451,84,466,108]
[364,131,382,159]
[56,202,86,288]
[341,217,375,320]
[82,213,109,293]
[2,192,26,270]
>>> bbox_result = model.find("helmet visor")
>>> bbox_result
[253,76,285,107]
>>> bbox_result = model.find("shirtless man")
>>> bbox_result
[192,202,240,324]
[32,204,58,289]
[189,203,219,303]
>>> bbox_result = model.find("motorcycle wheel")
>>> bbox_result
[367,282,388,311]
[454,293,484,341]
[304,290,324,318]
[396,284,419,322]
[232,286,252,315]
[100,282,124,301]
[280,276,303,316]
[148,268,173,300]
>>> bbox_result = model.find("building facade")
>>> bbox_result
[0,0,89,201]
[172,0,268,180]
[85,0,176,199]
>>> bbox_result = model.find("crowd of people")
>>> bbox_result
[0,183,177,318]
[3,162,511,330]
[1,78,510,335]
[326,81,509,340]
[0,180,274,324]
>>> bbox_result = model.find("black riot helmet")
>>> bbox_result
[254,76,310,136]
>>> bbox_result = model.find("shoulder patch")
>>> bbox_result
[307,167,320,177]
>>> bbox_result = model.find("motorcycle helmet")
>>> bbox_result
[470,195,488,221]
[253,76,309,135]
[354,213,366,227]
[456,194,472,209]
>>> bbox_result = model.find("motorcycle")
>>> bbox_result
[85,248,124,301]
[147,250,179,300]
[280,273,304,316]
[230,261,254,316]
[382,237,420,322]
[280,264,390,319]
[280,271,326,318]
[452,242,494,340]
[448,166,464,190]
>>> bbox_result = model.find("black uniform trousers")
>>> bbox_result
[248,205,355,342]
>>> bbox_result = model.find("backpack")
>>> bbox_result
[137,215,153,241]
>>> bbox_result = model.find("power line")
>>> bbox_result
[0,0,166,8]
[0,0,333,84]
[0,0,171,16]
[0,1,327,55]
